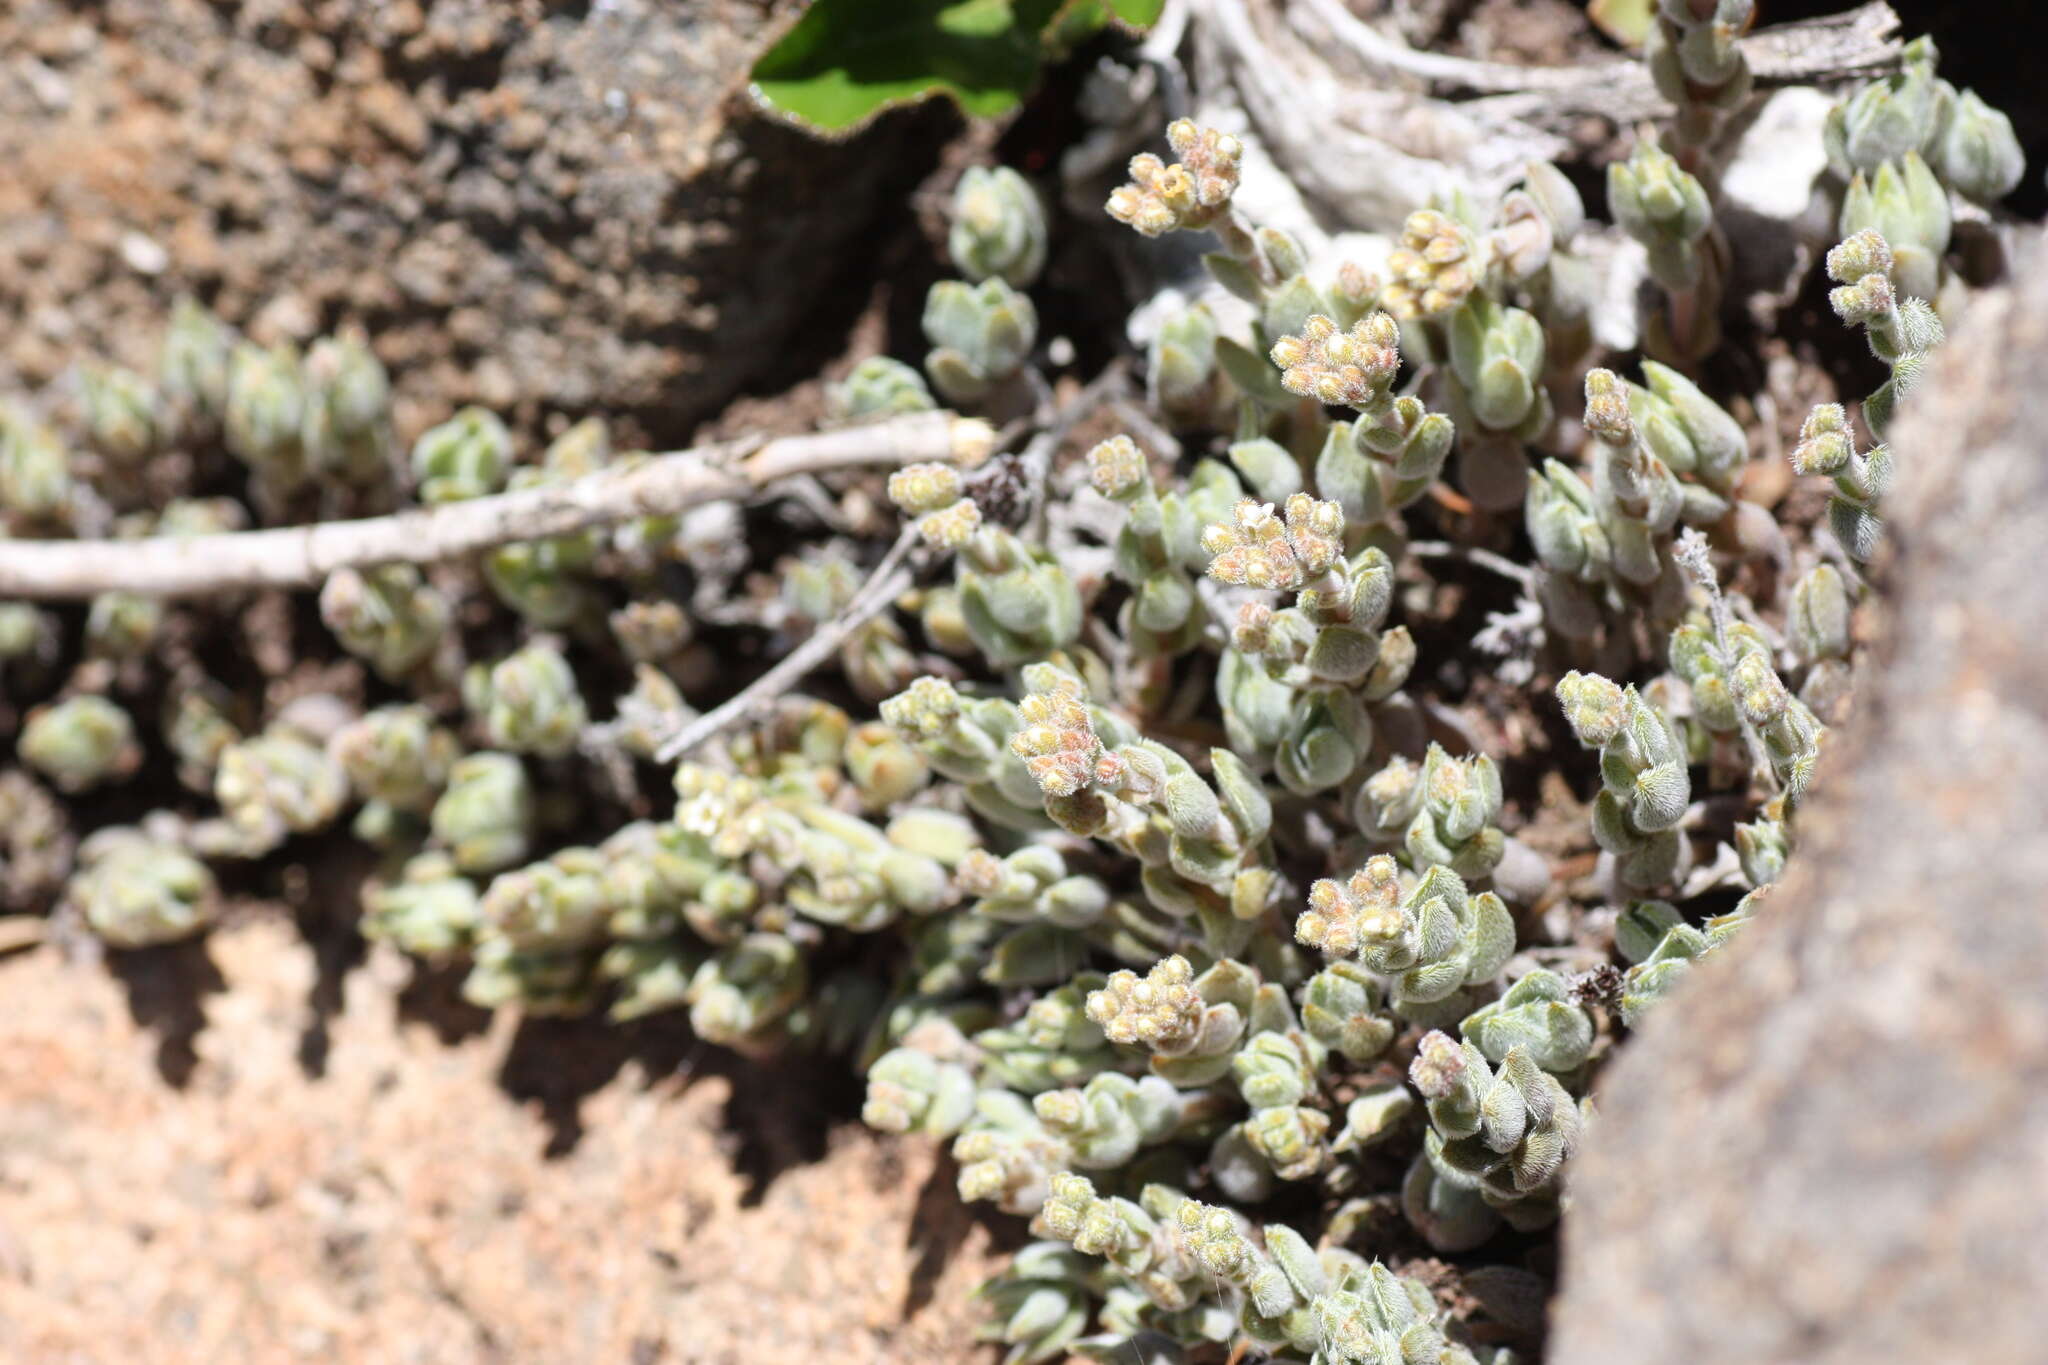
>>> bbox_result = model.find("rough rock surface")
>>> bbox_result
[0,0,940,445]
[1551,232,2048,1362]
[0,918,999,1363]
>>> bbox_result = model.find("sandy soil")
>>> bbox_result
[0,0,943,448]
[0,917,1001,1364]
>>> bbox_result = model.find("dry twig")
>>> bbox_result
[0,412,989,599]
[656,364,1130,763]
[1407,539,1540,590]
[1194,0,1904,224]
[1293,0,1902,121]
[654,527,922,763]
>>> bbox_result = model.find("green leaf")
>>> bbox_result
[750,0,1073,134]
[1045,0,1163,44]
[1214,337,1292,408]
[1202,251,1264,303]
[1041,0,1114,53]
[1587,0,1655,49]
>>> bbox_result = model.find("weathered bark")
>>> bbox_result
[1552,231,2048,1362]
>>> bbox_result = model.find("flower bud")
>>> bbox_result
[1085,434,1148,500]
[1582,369,1635,444]
[1827,228,1895,286]
[1106,122,1241,237]
[1556,671,1626,747]
[888,461,964,515]
[1731,650,1791,727]
[1790,404,1854,477]
[1382,210,1478,319]
[909,499,978,553]
[1273,311,1404,412]
[1085,955,1205,1052]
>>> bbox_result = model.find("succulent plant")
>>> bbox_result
[224,342,311,491]
[411,405,513,504]
[463,641,589,759]
[66,827,219,949]
[300,333,393,484]
[80,365,162,466]
[19,695,141,794]
[1,406,74,525]
[924,278,1039,406]
[830,356,937,421]
[214,722,351,852]
[0,35,2014,1357]
[431,752,535,876]
[0,769,75,911]
[949,165,1048,288]
[320,563,452,681]
[362,851,481,959]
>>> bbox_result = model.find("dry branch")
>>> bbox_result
[1196,0,1569,223]
[1290,0,1902,125]
[653,527,921,763]
[0,412,989,600]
